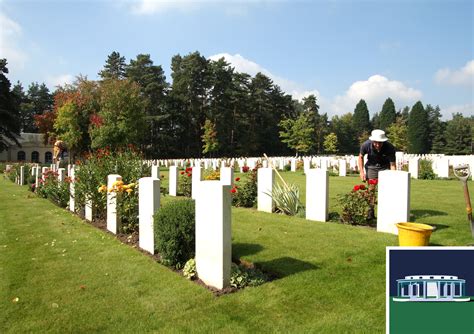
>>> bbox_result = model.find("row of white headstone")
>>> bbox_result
[148,153,474,180]
[11,163,423,289]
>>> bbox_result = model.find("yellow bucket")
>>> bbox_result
[395,222,434,246]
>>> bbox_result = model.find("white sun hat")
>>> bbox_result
[369,129,388,142]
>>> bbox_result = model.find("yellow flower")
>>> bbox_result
[126,188,133,194]
[128,183,136,188]
[98,185,107,193]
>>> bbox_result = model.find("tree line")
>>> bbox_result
[1,52,472,158]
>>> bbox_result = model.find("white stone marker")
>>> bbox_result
[69,167,75,212]
[257,167,275,213]
[151,165,160,179]
[408,158,419,179]
[306,169,329,222]
[195,181,231,290]
[338,159,347,177]
[192,166,203,199]
[58,168,66,183]
[41,167,49,181]
[435,157,449,178]
[19,166,25,185]
[303,159,310,174]
[291,159,297,172]
[377,170,410,235]
[107,174,122,234]
[169,166,178,196]
[220,167,234,186]
[35,166,41,189]
[139,177,160,254]
[85,195,93,221]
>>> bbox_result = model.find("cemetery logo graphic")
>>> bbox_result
[393,274,471,302]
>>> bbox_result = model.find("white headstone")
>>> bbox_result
[291,159,297,172]
[85,195,93,221]
[58,168,66,183]
[220,167,234,186]
[303,159,310,174]
[195,181,231,290]
[435,157,449,178]
[139,177,160,254]
[35,166,41,189]
[19,166,25,185]
[151,165,160,179]
[69,167,75,212]
[408,158,419,179]
[257,168,275,213]
[306,169,329,222]
[169,166,178,196]
[107,174,122,234]
[377,170,410,235]
[338,159,347,177]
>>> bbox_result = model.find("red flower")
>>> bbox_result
[353,185,360,191]
[359,184,366,190]
[242,166,249,173]
[368,179,378,185]
[185,167,192,173]
[90,114,103,127]
[230,188,237,193]
[180,171,185,175]
[235,177,240,182]
[187,173,191,177]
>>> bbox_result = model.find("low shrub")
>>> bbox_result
[230,263,268,288]
[154,199,195,267]
[419,159,437,180]
[338,180,377,226]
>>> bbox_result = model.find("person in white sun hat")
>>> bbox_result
[358,129,396,219]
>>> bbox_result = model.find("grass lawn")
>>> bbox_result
[1,172,472,332]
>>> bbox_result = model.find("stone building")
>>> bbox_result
[0,133,54,163]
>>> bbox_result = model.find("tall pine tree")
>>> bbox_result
[407,101,429,153]
[379,97,396,131]
[98,51,127,80]
[0,59,21,151]
[353,99,370,139]
[426,104,446,153]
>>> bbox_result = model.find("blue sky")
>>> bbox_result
[1,0,473,119]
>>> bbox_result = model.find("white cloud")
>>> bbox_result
[328,75,422,117]
[209,53,320,101]
[130,0,201,15]
[46,74,74,89]
[441,103,474,119]
[434,60,474,86]
[0,13,28,71]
